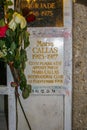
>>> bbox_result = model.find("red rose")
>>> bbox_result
[0,25,8,38]
[26,14,36,23]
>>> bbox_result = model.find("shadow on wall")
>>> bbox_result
[76,0,87,6]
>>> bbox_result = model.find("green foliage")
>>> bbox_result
[24,31,30,49]
[22,85,31,99]
[20,71,27,90]
[4,0,13,6]
[0,19,5,26]
[7,8,14,22]
[0,0,31,99]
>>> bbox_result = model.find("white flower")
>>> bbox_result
[9,19,17,31]
[13,12,22,24]
[13,12,27,29]
[20,17,27,29]
[9,12,27,30]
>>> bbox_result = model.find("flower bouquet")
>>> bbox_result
[0,0,32,99]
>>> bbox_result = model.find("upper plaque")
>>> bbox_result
[19,0,63,27]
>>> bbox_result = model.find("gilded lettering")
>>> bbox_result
[37,40,53,47]
[32,47,58,53]
[41,10,53,16]
[32,54,44,59]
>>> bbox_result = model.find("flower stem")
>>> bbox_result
[17,95,32,130]
[15,92,18,130]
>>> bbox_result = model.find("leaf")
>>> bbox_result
[8,8,14,13]
[24,31,30,49]
[6,29,12,37]
[22,85,31,99]
[19,71,27,90]
[14,51,21,68]
[10,42,16,52]
[0,40,5,48]
[4,0,13,6]
[20,49,27,70]
[0,19,5,26]
[15,49,20,60]
[6,52,14,62]
[14,60,21,68]
[7,8,14,22]
[20,49,27,61]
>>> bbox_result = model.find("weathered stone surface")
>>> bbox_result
[73,2,87,130]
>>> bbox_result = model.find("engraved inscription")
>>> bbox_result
[20,0,63,27]
[25,38,64,86]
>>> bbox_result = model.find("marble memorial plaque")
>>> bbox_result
[25,37,64,88]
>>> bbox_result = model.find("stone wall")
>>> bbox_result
[73,2,87,130]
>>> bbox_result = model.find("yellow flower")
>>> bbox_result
[20,17,27,29]
[9,12,27,30]
[9,19,17,31]
[13,12,22,24]
[13,12,27,29]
